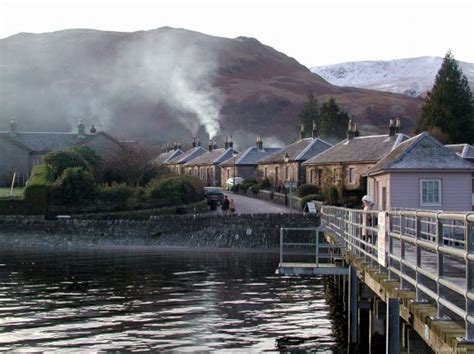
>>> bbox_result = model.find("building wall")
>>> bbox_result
[257,162,302,187]
[367,173,391,210]
[384,172,472,211]
[0,139,30,186]
[305,163,374,190]
[185,164,220,186]
[81,134,122,157]
[220,165,257,187]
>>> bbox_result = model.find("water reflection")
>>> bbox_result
[0,248,347,352]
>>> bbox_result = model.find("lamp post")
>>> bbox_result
[284,152,293,214]
[232,150,238,193]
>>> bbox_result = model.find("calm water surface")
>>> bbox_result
[0,247,346,352]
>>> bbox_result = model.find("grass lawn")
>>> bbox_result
[0,187,24,198]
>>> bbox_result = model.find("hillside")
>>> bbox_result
[311,57,474,98]
[0,27,423,147]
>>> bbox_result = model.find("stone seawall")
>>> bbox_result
[0,214,319,249]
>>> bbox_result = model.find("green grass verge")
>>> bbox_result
[0,187,24,198]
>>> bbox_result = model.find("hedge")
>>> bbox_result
[22,165,54,214]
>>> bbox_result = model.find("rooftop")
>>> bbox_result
[184,148,237,166]
[261,138,332,164]
[166,146,208,164]
[303,133,408,165]
[367,132,474,174]
[220,146,282,167]
[446,143,474,160]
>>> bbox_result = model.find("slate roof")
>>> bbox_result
[446,143,474,160]
[166,146,207,164]
[184,148,237,166]
[367,132,474,175]
[260,138,332,164]
[0,131,89,152]
[219,146,282,167]
[303,133,409,165]
[153,149,183,165]
[0,131,123,153]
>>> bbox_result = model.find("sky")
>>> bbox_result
[0,0,473,67]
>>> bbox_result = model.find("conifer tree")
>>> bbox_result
[415,51,474,143]
[298,91,319,136]
[319,97,350,140]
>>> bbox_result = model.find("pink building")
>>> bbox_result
[366,132,474,211]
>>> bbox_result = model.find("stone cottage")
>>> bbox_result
[302,118,408,194]
[257,124,332,188]
[219,136,281,187]
[0,119,124,186]
[153,143,183,166]
[165,138,207,175]
[183,139,237,186]
[366,132,474,211]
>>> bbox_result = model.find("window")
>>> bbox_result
[31,157,42,166]
[349,168,355,184]
[264,167,268,178]
[420,179,442,206]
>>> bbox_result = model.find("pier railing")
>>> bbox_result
[320,205,474,340]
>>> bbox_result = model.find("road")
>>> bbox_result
[212,191,295,214]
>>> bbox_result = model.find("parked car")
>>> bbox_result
[204,187,224,205]
[225,177,244,190]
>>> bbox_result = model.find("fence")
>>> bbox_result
[320,205,474,340]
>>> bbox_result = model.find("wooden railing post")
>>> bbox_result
[436,213,445,318]
[415,212,424,302]
[465,216,473,340]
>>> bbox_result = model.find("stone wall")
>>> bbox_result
[0,213,319,249]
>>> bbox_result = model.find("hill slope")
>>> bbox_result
[0,27,423,147]
[311,57,474,98]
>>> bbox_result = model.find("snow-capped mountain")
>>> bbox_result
[311,57,474,97]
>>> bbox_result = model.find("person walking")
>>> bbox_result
[229,198,236,214]
[222,196,230,215]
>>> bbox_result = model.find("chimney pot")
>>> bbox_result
[192,137,197,148]
[9,117,17,137]
[77,119,85,139]
[300,123,305,140]
[90,124,97,134]
[395,117,401,133]
[312,120,318,138]
[388,118,396,136]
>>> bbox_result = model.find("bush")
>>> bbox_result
[43,150,91,179]
[250,184,260,194]
[98,183,134,205]
[240,179,258,192]
[260,178,272,189]
[297,184,319,198]
[300,193,323,209]
[68,146,100,167]
[51,167,97,205]
[23,165,54,214]
[147,175,205,205]
[323,186,340,205]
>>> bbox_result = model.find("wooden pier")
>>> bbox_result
[277,208,474,353]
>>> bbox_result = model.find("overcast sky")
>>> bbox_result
[0,0,473,67]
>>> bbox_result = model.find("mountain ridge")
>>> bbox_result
[311,56,474,97]
[0,27,423,147]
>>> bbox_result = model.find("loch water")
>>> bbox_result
[0,247,347,352]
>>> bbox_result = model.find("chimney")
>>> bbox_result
[224,136,229,149]
[90,125,97,134]
[208,140,213,151]
[213,140,218,150]
[256,135,263,150]
[192,137,197,148]
[347,120,355,140]
[312,120,319,139]
[354,123,360,137]
[228,135,234,149]
[9,118,17,137]
[197,138,201,147]
[299,123,305,140]
[388,118,396,136]
[173,142,178,151]
[77,119,85,139]
[178,141,182,150]
[395,117,401,133]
